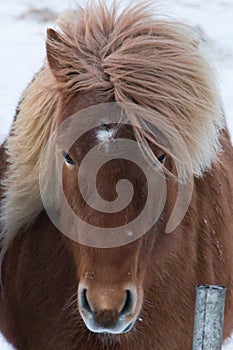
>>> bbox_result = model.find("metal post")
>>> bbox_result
[192,285,226,350]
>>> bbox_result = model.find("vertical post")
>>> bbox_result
[192,285,226,350]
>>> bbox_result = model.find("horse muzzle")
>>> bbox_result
[78,283,139,334]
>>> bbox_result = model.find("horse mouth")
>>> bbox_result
[122,320,135,333]
[83,316,137,335]
[101,319,136,335]
[91,320,135,335]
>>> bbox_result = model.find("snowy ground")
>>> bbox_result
[0,0,232,348]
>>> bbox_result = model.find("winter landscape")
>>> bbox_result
[0,0,232,348]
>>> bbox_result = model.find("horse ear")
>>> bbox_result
[46,28,65,78]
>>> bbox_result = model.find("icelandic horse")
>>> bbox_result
[0,2,233,349]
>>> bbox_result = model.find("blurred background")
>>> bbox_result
[0,0,232,348]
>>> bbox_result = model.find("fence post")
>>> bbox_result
[192,285,226,350]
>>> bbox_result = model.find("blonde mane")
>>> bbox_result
[0,67,59,251]
[1,1,224,251]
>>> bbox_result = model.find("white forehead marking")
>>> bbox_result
[96,128,115,150]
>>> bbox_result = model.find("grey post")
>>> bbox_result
[192,285,226,350]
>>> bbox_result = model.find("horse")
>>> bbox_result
[0,2,233,349]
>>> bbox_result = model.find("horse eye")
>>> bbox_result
[62,151,75,165]
[158,153,166,164]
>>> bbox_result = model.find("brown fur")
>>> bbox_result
[1,2,233,349]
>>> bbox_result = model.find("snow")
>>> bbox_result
[0,334,13,350]
[0,0,232,348]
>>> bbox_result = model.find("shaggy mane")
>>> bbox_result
[46,1,224,175]
[0,68,59,251]
[1,1,224,251]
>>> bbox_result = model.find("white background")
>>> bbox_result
[0,0,232,348]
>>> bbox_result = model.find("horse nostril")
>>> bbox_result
[80,288,92,314]
[120,290,134,316]
[79,285,136,324]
